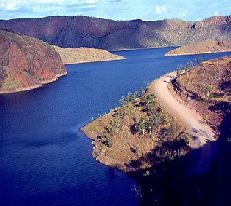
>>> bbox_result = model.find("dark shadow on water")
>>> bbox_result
[129,108,231,206]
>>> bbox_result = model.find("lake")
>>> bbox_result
[0,48,230,206]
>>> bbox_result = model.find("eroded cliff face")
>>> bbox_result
[0,15,230,50]
[0,30,66,93]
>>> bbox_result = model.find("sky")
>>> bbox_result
[0,0,230,21]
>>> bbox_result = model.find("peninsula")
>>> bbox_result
[53,46,124,64]
[82,55,231,173]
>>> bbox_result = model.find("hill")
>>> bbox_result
[0,30,66,93]
[0,15,230,50]
[165,39,231,56]
[171,56,231,133]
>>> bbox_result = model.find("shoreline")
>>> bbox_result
[0,54,124,95]
[110,46,178,52]
[81,70,216,146]
[81,66,219,172]
[0,72,67,94]
[65,56,125,65]
[80,71,193,172]
[165,49,231,56]
[53,46,125,64]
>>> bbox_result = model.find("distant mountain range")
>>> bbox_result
[0,15,230,50]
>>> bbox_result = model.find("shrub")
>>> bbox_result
[201,85,214,97]
[133,118,147,135]
[149,112,161,126]
[119,89,145,105]
[97,135,112,147]
[177,132,190,145]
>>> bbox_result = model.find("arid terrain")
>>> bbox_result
[1,0,231,203]
[53,46,124,64]
[170,56,231,134]
[82,55,231,173]
[82,83,191,172]
[152,72,215,148]
[0,30,66,93]
[165,39,231,56]
[0,30,124,94]
[0,15,230,50]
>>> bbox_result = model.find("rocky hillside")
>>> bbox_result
[170,56,231,133]
[0,15,230,50]
[0,30,66,93]
[53,46,124,64]
[166,39,231,56]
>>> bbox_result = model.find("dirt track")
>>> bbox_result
[151,72,215,148]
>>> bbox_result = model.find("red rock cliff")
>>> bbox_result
[0,30,66,93]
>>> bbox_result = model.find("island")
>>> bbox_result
[82,55,231,173]
[165,39,231,56]
[0,30,66,94]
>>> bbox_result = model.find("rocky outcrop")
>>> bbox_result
[0,15,230,50]
[0,30,66,93]
[53,46,124,64]
[165,39,231,56]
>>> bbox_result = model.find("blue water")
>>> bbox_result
[0,48,230,206]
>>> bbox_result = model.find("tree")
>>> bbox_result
[133,118,146,135]
[201,85,213,98]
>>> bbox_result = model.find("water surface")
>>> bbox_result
[0,48,230,206]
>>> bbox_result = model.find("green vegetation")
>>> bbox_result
[132,93,161,135]
[119,89,145,105]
